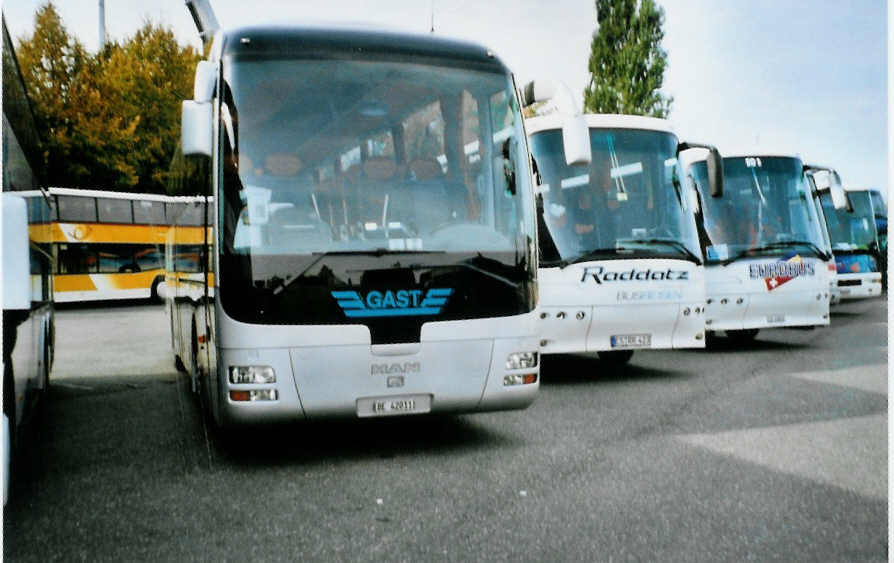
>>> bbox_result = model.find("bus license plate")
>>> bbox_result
[357,394,431,417]
[767,314,785,323]
[611,334,651,348]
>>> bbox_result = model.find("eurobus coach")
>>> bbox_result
[2,15,55,504]
[684,151,832,342]
[170,24,541,425]
[818,184,884,299]
[524,92,721,365]
[803,165,848,305]
[18,188,207,303]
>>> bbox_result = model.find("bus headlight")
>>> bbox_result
[506,352,538,370]
[228,365,276,384]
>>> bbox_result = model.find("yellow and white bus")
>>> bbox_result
[21,188,205,302]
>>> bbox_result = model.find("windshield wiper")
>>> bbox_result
[719,240,827,266]
[558,248,626,269]
[271,249,445,295]
[622,238,703,265]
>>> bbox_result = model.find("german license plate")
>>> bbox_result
[767,314,785,323]
[610,334,651,348]
[356,394,431,417]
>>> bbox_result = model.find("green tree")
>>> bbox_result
[17,2,201,193]
[583,0,672,118]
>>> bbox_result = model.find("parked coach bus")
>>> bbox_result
[170,25,541,426]
[803,165,848,305]
[684,151,832,342]
[818,185,884,299]
[2,15,55,504]
[524,90,721,365]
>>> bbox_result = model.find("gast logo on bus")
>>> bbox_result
[581,265,689,285]
[749,254,815,291]
[331,288,453,317]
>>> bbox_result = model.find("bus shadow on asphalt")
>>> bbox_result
[207,413,521,467]
[539,354,689,385]
[701,337,812,353]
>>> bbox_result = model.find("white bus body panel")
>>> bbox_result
[215,306,539,423]
[538,258,706,354]
[705,257,830,331]
[836,272,883,300]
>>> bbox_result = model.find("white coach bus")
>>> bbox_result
[524,85,720,365]
[170,24,542,425]
[684,151,832,342]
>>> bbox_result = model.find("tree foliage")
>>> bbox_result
[583,0,672,118]
[16,2,201,193]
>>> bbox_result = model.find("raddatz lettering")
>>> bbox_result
[581,265,689,285]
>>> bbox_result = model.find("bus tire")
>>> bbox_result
[149,276,165,303]
[597,350,634,366]
[726,329,759,343]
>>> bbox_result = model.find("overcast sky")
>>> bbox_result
[3,0,888,195]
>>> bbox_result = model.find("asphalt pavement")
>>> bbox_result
[3,297,888,562]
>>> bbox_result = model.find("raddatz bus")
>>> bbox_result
[684,152,832,342]
[524,94,721,364]
[803,165,850,305]
[171,25,541,425]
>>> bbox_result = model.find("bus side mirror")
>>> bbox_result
[829,182,849,211]
[182,100,212,157]
[562,114,591,166]
[679,142,723,197]
[704,147,723,198]
[2,194,31,310]
[193,60,215,102]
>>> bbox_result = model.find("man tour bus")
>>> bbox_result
[170,24,541,425]
[817,184,884,299]
[684,151,832,342]
[523,82,720,365]
[803,165,849,305]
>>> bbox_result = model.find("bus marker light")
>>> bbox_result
[228,365,276,384]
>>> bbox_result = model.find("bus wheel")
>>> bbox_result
[597,350,634,366]
[726,329,759,343]
[149,276,165,303]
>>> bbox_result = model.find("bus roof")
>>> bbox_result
[45,187,174,203]
[526,113,676,135]
[220,24,508,72]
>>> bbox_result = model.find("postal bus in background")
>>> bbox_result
[803,165,849,305]
[524,82,721,365]
[18,188,205,303]
[2,15,55,504]
[818,184,884,299]
[684,151,832,343]
[170,20,542,426]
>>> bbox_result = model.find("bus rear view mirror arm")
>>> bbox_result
[679,141,723,198]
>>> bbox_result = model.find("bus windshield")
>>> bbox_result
[530,128,701,265]
[217,54,535,325]
[821,190,878,251]
[690,156,826,262]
